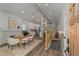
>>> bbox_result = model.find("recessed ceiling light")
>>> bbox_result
[32,16,34,19]
[21,10,24,14]
[45,3,48,6]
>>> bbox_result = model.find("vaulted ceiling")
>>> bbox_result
[0,3,67,25]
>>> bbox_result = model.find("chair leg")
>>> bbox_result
[23,41,26,48]
[32,39,34,42]
[24,43,26,48]
[11,45,14,51]
[28,40,31,45]
[8,45,10,49]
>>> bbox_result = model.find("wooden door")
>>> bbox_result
[69,22,77,56]
[69,25,74,55]
[76,14,79,55]
[73,24,77,56]
[68,3,76,56]
[68,3,79,56]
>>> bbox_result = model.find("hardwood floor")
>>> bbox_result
[0,35,63,56]
[26,36,63,56]
[29,40,63,56]
[33,47,63,56]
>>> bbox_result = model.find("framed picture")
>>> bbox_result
[8,16,17,29]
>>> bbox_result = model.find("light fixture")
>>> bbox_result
[45,3,48,6]
[21,10,24,14]
[32,16,34,19]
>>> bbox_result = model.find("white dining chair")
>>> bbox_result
[7,38,19,51]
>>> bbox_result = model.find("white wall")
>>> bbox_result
[22,15,47,38]
[58,5,68,55]
[0,11,22,29]
[40,15,48,38]
[22,20,40,31]
[22,20,29,31]
[63,6,69,56]
[0,11,22,45]
[22,20,41,39]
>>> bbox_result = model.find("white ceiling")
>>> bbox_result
[0,3,67,25]
[37,3,67,25]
